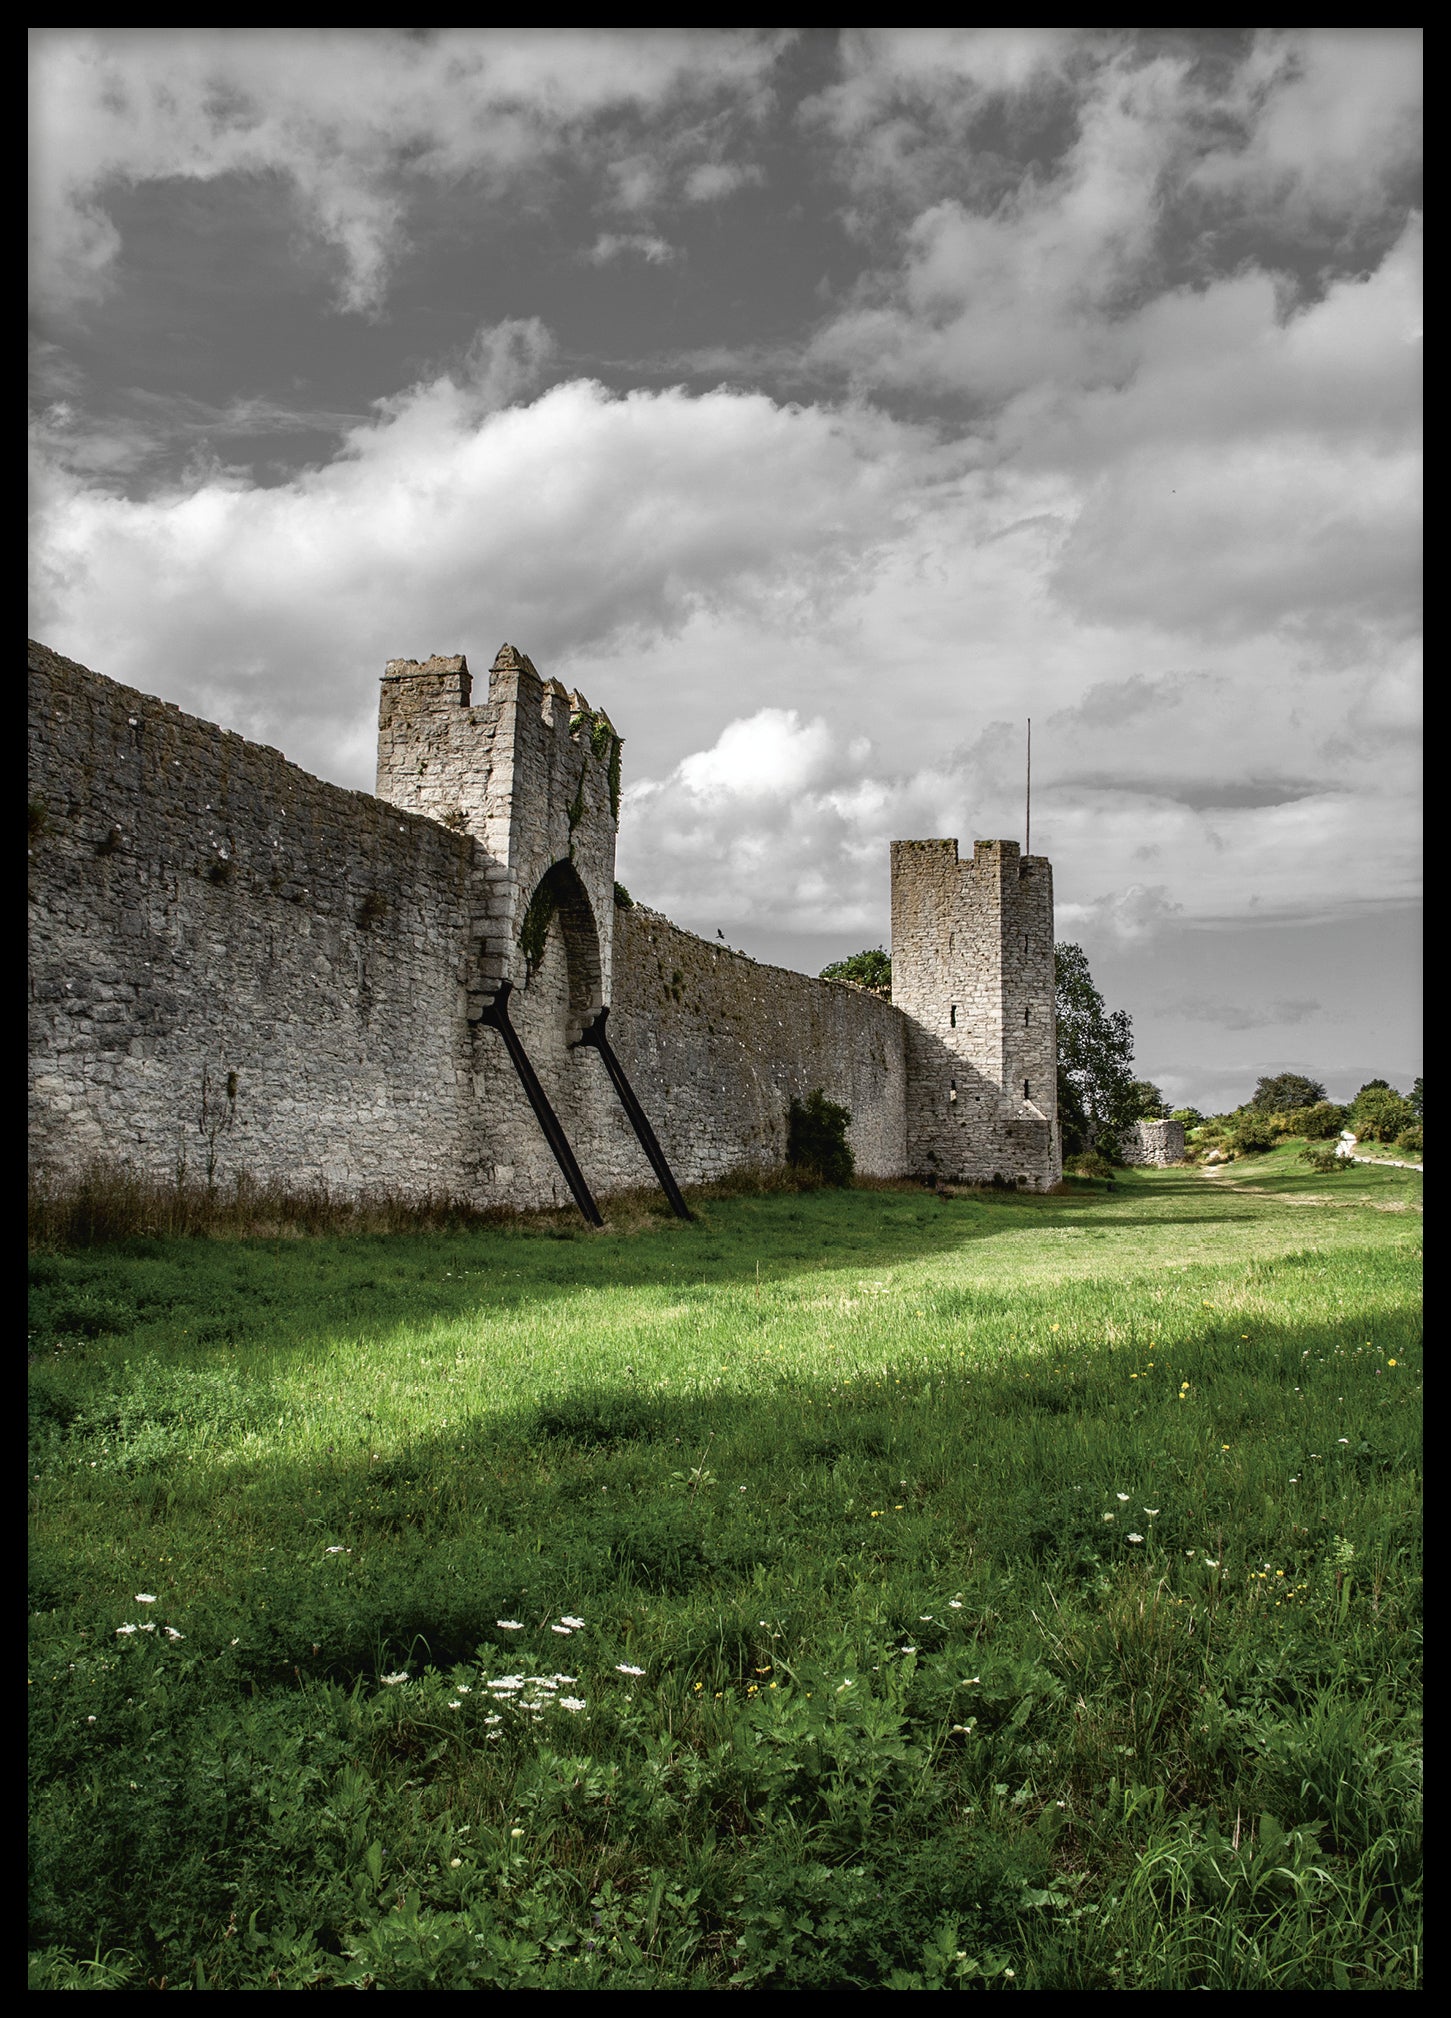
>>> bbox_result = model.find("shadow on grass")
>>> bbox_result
[28,1284,1422,1690]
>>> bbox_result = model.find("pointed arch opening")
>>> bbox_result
[517,858,603,1043]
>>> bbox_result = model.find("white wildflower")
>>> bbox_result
[1143,1508,1159,1517]
[448,1700,462,1710]
[115,1623,137,1636]
[324,1546,350,1555]
[559,1697,587,1712]
[136,1593,157,1604]
[162,1626,184,1642]
[948,1600,963,1609]
[380,1670,409,1686]
[1127,1533,1144,1543]
[552,1674,576,1685]
[1115,1494,1129,1503]
[551,1624,573,1635]
[483,1714,502,1726]
[559,1616,585,1629]
[496,1619,524,1631]
[615,1663,645,1676]
[138,1622,156,1633]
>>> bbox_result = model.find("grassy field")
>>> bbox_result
[29,1152,1421,1990]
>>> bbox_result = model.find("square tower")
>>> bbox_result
[376,644,621,1027]
[890,838,1060,1190]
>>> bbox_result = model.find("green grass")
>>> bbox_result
[29,1162,1421,1990]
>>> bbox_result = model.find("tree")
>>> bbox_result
[1249,1072,1327,1113]
[1171,1107,1205,1129]
[819,948,891,1000]
[1126,1079,1172,1120]
[1054,943,1138,1155]
[1409,1077,1423,1120]
[1349,1084,1413,1143]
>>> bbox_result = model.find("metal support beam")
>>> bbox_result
[577,1007,692,1221]
[474,983,603,1227]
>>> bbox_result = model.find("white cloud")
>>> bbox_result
[1189,29,1421,225]
[28,28,788,313]
[29,352,920,769]
[682,161,763,202]
[583,232,679,266]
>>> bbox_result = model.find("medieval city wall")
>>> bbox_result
[609,907,907,1184]
[27,642,486,1199]
[28,644,907,1209]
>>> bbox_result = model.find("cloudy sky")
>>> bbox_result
[30,28,1421,1109]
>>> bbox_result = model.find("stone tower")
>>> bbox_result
[890,838,1060,1190]
[376,644,621,1039]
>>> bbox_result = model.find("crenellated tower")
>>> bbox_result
[890,837,1060,1190]
[376,644,621,1039]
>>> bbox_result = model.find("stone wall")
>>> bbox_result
[890,839,1060,1189]
[609,907,907,1184]
[1118,1118,1185,1166]
[27,642,484,1199]
[28,643,907,1210]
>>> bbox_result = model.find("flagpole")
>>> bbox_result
[1025,718,1031,857]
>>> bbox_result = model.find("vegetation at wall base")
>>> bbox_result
[29,1160,1420,1990]
[786,1090,856,1188]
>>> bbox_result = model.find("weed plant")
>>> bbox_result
[29,1156,1421,1989]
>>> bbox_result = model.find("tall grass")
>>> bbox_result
[29,1155,1421,1989]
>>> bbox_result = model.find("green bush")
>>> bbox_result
[1350,1089,1414,1143]
[1296,1102,1348,1140]
[1229,1118,1275,1156]
[1170,1108,1204,1129]
[786,1091,855,1187]
[1395,1126,1422,1155]
[1063,1151,1115,1179]
[1300,1144,1349,1174]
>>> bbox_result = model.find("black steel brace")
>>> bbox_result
[577,1007,692,1221]
[473,982,603,1227]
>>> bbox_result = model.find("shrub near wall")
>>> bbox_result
[785,1091,855,1187]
